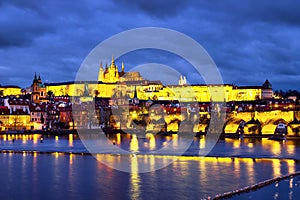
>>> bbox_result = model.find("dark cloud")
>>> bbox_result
[111,0,191,19]
[0,2,53,47]
[0,0,299,90]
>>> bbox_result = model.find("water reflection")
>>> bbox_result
[199,136,206,149]
[130,155,141,199]
[130,134,139,153]
[1,151,300,199]
[273,159,281,177]
[146,133,156,151]
[116,133,121,145]
[69,134,73,147]
[287,160,295,174]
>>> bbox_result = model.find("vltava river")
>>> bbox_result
[0,134,299,199]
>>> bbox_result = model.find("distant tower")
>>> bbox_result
[98,62,104,82]
[133,86,139,105]
[121,62,125,73]
[261,79,273,99]
[38,74,42,83]
[111,55,115,68]
[31,73,46,103]
[83,82,90,96]
[178,75,187,85]
[102,56,121,83]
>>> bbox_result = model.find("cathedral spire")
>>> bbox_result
[133,86,137,99]
[111,55,115,67]
[121,62,125,72]
[33,72,38,84]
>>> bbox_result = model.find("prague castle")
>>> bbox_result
[1,56,273,102]
[44,56,273,103]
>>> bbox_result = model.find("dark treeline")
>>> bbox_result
[274,89,300,99]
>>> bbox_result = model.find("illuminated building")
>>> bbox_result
[261,79,273,99]
[42,57,272,103]
[31,73,47,103]
[0,98,32,130]
[0,85,21,97]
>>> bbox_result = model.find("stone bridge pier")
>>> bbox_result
[224,110,300,136]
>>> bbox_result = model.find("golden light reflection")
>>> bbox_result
[289,178,293,189]
[234,158,241,178]
[287,159,295,174]
[228,139,241,149]
[272,159,281,177]
[130,134,139,153]
[245,158,255,184]
[69,134,73,147]
[55,136,59,142]
[199,137,206,149]
[199,158,208,185]
[33,152,37,175]
[33,134,39,145]
[262,138,282,156]
[147,134,156,151]
[55,152,59,159]
[247,143,254,148]
[22,135,27,144]
[116,133,121,145]
[149,155,155,172]
[69,153,73,165]
[130,155,141,200]
[286,144,295,155]
[3,134,6,141]
[172,134,178,148]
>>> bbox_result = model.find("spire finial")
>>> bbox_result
[111,55,115,66]
[122,62,124,72]
[134,85,137,99]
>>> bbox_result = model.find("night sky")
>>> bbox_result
[0,0,299,90]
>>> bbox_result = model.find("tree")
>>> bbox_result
[47,90,54,97]
[94,90,100,97]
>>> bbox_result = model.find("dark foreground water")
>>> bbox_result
[0,134,300,199]
[231,175,300,200]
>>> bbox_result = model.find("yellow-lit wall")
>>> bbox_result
[231,88,261,101]
[0,87,21,96]
[0,115,32,130]
[45,82,262,102]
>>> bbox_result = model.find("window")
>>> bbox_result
[41,91,43,96]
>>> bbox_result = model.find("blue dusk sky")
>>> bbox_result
[0,0,299,90]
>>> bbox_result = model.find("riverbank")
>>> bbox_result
[2,129,300,141]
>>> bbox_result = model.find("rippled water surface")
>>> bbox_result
[0,133,300,199]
